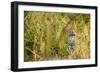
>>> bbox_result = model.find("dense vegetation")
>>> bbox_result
[24,11,90,62]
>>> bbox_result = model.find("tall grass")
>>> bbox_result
[24,11,90,61]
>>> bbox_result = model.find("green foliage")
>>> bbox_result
[24,11,90,61]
